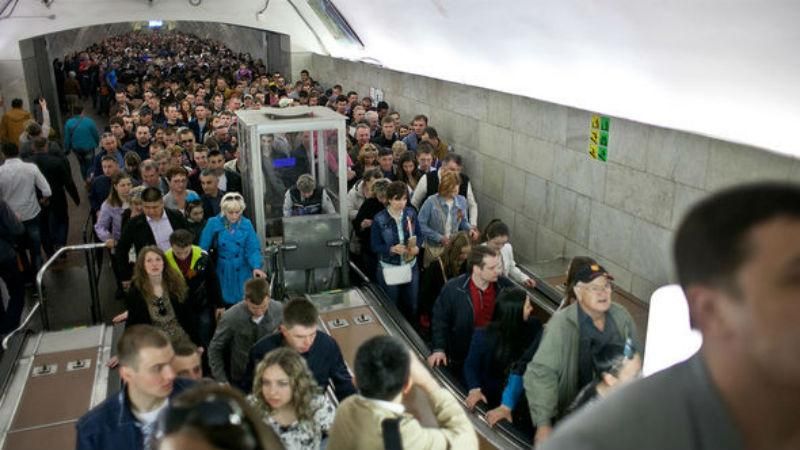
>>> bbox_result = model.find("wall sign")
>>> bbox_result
[589,115,611,161]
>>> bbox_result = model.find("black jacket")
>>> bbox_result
[431,273,514,364]
[115,208,189,280]
[223,169,242,194]
[242,332,356,401]
[31,152,80,216]
[0,201,24,263]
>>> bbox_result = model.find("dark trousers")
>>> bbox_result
[0,258,26,333]
[19,217,43,280]
[376,263,420,324]
[40,207,69,257]
[74,150,94,181]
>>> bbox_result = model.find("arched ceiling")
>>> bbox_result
[1,0,799,159]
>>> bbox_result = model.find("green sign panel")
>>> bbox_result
[589,115,611,162]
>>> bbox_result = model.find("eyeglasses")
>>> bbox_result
[222,193,243,201]
[181,139,194,144]
[582,283,613,293]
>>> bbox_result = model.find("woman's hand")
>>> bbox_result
[469,227,480,241]
[408,245,419,257]
[360,218,373,229]
[105,239,116,248]
[524,278,537,288]
[252,269,267,279]
[390,244,407,255]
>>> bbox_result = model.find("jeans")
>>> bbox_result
[0,258,25,334]
[74,150,95,181]
[376,262,419,324]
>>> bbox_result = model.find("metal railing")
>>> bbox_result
[2,242,108,349]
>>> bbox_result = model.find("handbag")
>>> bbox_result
[422,198,449,268]
[382,263,412,286]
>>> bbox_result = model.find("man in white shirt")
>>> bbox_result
[0,142,51,275]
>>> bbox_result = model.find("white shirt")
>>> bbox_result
[146,210,174,251]
[218,172,228,192]
[364,396,406,415]
[0,158,52,221]
[132,398,169,444]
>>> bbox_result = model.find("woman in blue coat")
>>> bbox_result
[200,192,266,306]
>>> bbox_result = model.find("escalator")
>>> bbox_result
[303,261,565,450]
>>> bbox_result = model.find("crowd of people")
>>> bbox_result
[1,28,791,450]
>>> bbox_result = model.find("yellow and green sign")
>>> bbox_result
[589,115,610,161]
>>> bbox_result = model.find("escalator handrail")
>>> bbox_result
[35,243,107,331]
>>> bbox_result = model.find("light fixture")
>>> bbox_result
[42,0,54,7]
[188,0,201,5]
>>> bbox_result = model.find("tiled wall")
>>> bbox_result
[300,52,800,301]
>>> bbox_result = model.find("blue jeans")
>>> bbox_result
[376,263,419,324]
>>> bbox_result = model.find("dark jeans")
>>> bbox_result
[74,150,95,181]
[0,258,26,334]
[376,262,419,324]
[20,217,43,280]
[40,207,69,257]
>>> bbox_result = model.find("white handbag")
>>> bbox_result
[382,263,412,286]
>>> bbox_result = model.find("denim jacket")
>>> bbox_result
[418,194,470,245]
[370,206,420,266]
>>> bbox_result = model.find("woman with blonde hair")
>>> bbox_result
[418,170,471,267]
[249,348,335,450]
[353,143,379,181]
[199,192,266,306]
[125,246,198,345]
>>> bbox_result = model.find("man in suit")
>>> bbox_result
[115,187,189,284]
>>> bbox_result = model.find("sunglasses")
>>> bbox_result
[181,139,194,144]
[154,297,167,316]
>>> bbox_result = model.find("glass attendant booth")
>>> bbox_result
[236,106,351,297]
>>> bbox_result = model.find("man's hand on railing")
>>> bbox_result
[427,351,448,367]
[112,311,128,324]
[486,405,513,426]
[465,388,487,410]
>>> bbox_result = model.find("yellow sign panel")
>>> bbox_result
[591,115,601,130]
[589,143,599,159]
